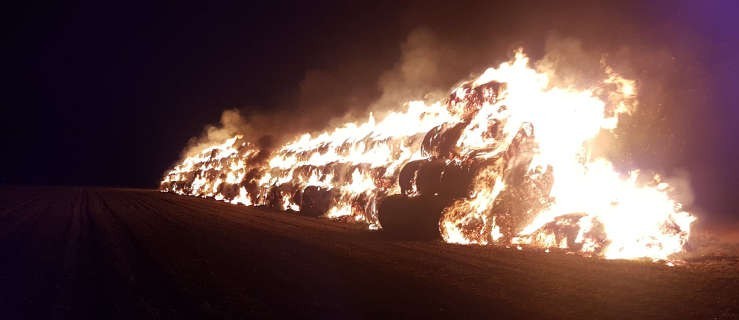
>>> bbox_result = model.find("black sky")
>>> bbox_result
[3,1,738,223]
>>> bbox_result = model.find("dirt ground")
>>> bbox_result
[1,187,736,319]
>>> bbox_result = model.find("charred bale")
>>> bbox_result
[400,159,479,200]
[300,186,333,217]
[265,186,282,209]
[416,160,445,196]
[398,159,446,197]
[378,194,448,240]
[439,162,475,199]
[421,122,466,158]
[398,160,424,196]
[265,184,299,211]
[219,183,240,200]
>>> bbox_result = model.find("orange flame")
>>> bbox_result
[161,50,695,261]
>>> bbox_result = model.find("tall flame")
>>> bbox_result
[161,50,695,261]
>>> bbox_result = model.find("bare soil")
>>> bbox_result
[1,187,736,319]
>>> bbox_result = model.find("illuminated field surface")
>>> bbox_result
[1,187,736,319]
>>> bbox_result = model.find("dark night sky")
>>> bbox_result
[3,1,738,223]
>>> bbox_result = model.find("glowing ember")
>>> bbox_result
[161,50,695,261]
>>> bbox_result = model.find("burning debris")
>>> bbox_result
[161,51,695,261]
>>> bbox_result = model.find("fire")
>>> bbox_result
[161,50,695,261]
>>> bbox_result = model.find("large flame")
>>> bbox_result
[161,51,695,261]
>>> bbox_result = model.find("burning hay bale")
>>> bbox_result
[398,159,476,199]
[300,186,333,217]
[377,194,448,240]
[421,122,467,158]
[160,51,695,262]
[513,213,608,254]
